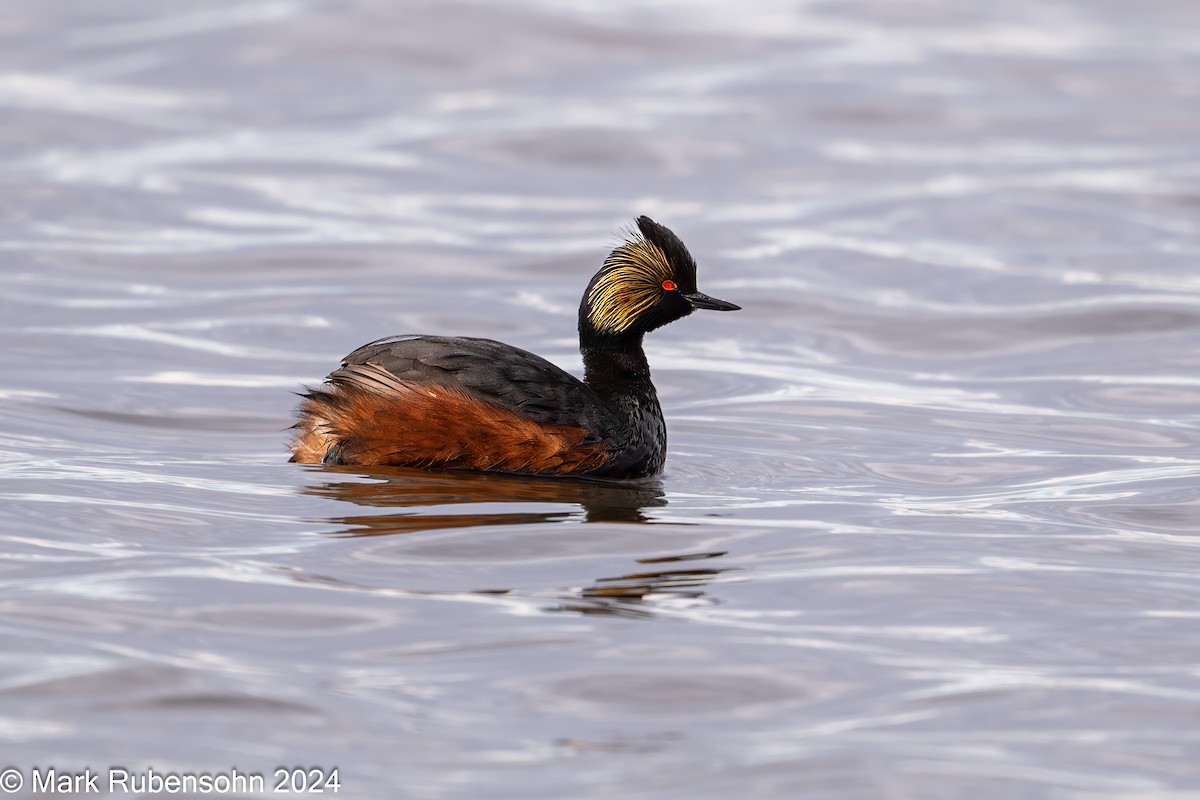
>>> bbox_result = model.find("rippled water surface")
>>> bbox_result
[3,1,1200,797]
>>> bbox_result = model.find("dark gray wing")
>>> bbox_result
[336,335,605,431]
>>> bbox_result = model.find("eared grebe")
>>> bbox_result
[290,216,739,478]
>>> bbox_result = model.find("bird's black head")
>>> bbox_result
[579,216,739,347]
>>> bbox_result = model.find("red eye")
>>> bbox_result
[662,280,677,291]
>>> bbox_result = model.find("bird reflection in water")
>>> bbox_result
[559,550,729,618]
[302,465,667,535]
[300,466,731,617]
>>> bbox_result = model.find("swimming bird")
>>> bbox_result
[290,216,739,478]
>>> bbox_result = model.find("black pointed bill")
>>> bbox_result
[684,292,740,311]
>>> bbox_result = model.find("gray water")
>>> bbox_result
[2,1,1200,798]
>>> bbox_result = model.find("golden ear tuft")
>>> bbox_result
[587,239,674,333]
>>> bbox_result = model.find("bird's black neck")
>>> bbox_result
[580,335,655,399]
[578,318,668,479]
